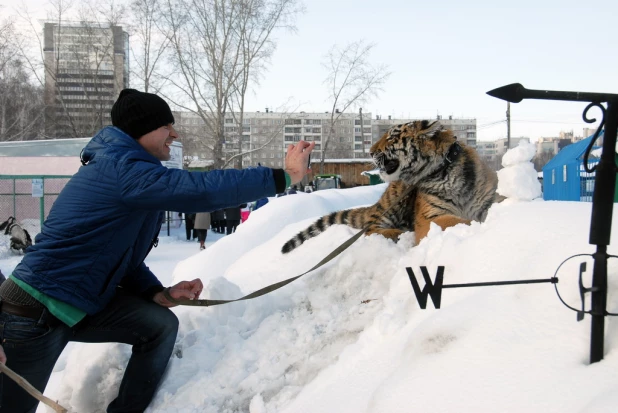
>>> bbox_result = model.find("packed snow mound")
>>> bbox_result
[38,169,618,413]
[501,140,537,167]
[497,141,542,201]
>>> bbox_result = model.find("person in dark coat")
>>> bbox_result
[0,88,315,412]
[211,209,225,233]
[224,205,242,235]
[184,213,196,241]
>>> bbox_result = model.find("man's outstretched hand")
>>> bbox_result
[153,278,203,307]
[284,141,315,184]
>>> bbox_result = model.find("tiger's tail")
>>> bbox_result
[281,208,369,254]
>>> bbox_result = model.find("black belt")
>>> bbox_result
[0,301,46,320]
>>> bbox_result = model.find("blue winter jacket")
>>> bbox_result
[12,126,285,315]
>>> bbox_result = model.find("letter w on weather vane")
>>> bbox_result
[405,266,557,310]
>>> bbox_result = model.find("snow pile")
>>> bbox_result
[497,140,542,201]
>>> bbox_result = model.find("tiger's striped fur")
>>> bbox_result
[281,120,499,254]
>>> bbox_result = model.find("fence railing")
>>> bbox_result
[0,175,73,236]
[1,175,189,240]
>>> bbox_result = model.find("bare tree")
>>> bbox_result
[176,99,299,170]
[127,0,170,93]
[159,0,302,169]
[320,40,390,173]
[73,0,127,134]
[225,0,301,168]
[0,14,17,74]
[0,11,45,141]
[224,99,301,169]
[533,150,554,172]
[15,0,126,138]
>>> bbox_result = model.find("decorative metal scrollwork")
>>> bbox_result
[582,102,606,173]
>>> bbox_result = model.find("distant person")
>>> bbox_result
[184,213,196,241]
[194,212,211,250]
[0,88,315,412]
[224,205,242,235]
[287,185,298,194]
[240,204,251,223]
[211,209,225,233]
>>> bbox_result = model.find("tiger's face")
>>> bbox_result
[370,120,457,185]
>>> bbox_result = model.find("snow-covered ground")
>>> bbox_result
[1,143,617,412]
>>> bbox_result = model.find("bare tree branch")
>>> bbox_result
[158,0,302,169]
[320,40,391,173]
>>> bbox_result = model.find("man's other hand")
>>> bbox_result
[153,278,204,307]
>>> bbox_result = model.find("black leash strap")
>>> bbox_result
[165,179,424,307]
[163,226,369,307]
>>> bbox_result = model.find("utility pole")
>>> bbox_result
[506,102,511,149]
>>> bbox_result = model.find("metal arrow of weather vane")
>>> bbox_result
[406,83,617,364]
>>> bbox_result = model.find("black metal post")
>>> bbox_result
[487,84,618,363]
[589,102,617,363]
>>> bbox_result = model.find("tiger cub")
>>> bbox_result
[281,120,499,254]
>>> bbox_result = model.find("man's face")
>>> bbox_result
[137,124,178,161]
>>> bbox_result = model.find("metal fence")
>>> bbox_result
[0,175,187,240]
[0,175,72,236]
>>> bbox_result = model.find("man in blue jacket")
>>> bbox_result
[0,89,314,412]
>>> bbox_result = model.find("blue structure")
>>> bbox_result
[542,132,604,201]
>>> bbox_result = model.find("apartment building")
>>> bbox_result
[536,137,573,155]
[174,110,480,169]
[372,115,477,148]
[475,137,531,170]
[43,22,129,138]
[175,110,375,169]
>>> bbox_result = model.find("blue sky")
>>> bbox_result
[14,0,618,142]
[244,0,617,141]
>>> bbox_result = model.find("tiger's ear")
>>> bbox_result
[420,120,442,138]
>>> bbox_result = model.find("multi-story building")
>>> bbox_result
[174,111,479,171]
[476,137,531,169]
[372,115,477,148]
[43,22,129,138]
[536,136,574,155]
[174,110,375,169]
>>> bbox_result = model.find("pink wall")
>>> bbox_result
[0,157,81,175]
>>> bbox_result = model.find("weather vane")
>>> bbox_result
[487,83,617,363]
[406,84,617,364]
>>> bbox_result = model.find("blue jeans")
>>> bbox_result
[0,289,179,413]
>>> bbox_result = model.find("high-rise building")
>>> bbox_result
[43,22,129,138]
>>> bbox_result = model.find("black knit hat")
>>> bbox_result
[111,89,175,139]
